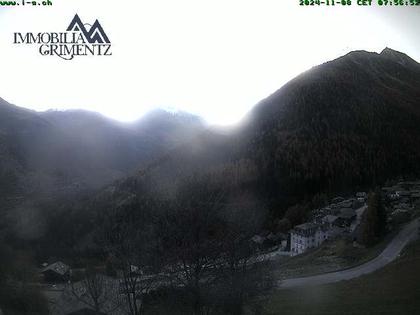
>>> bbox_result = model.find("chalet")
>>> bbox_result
[41,261,70,283]
[290,223,328,255]
[356,192,367,203]
[356,192,367,199]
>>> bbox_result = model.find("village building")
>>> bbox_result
[41,261,70,283]
[356,192,367,199]
[290,223,328,255]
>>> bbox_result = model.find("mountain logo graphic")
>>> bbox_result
[67,14,110,44]
[13,14,112,60]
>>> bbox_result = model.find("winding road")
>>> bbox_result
[279,218,419,289]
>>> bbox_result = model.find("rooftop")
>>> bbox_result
[295,223,319,230]
[41,261,70,276]
[323,215,339,223]
[292,223,321,236]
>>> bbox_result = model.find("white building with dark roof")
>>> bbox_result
[290,223,328,255]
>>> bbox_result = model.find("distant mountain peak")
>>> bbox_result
[0,97,38,116]
[381,47,402,56]
[135,108,205,128]
[380,47,418,67]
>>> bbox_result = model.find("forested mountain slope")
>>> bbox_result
[110,48,420,216]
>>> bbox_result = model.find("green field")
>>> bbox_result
[273,234,394,280]
[262,240,420,315]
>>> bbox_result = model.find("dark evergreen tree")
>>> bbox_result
[375,187,387,238]
[359,192,378,246]
[359,190,387,246]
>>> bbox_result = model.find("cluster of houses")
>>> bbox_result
[382,181,420,225]
[249,193,369,256]
[290,193,368,255]
[40,181,420,282]
[287,180,420,256]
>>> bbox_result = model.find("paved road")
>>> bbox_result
[279,218,419,289]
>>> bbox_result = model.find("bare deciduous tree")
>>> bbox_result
[100,200,162,315]
[158,177,227,315]
[69,266,120,314]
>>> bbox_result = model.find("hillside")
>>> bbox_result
[0,99,206,241]
[1,47,420,246]
[0,100,205,196]
[104,48,420,217]
[245,48,420,209]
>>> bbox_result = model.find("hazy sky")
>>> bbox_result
[0,1,419,125]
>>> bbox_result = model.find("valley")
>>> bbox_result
[1,48,420,315]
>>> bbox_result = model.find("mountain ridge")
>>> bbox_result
[0,99,208,198]
[1,48,420,241]
[101,48,420,218]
